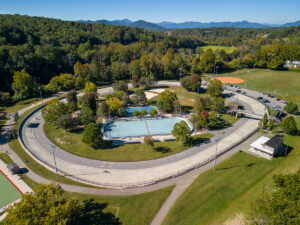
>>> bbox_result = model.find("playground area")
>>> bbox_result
[0,170,22,209]
[215,77,244,84]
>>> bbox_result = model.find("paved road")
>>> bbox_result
[19,82,267,188]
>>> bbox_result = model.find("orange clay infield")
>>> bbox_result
[215,77,244,84]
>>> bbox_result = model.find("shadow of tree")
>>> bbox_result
[73,200,121,225]
[154,146,171,153]
[184,136,211,147]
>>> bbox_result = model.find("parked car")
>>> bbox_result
[257,97,263,100]
[241,91,247,95]
[236,90,241,93]
[268,94,274,98]
[280,100,287,104]
[276,98,281,101]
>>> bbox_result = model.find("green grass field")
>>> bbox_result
[65,186,174,225]
[228,69,300,106]
[162,132,300,225]
[44,122,212,162]
[200,45,237,53]
[0,171,22,208]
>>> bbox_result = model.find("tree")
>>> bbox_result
[133,110,140,117]
[122,93,130,106]
[84,81,97,93]
[80,106,95,125]
[4,183,121,225]
[138,76,153,89]
[190,74,201,92]
[81,92,97,114]
[107,97,123,115]
[82,123,103,147]
[199,49,215,73]
[97,101,109,117]
[12,69,37,101]
[207,79,223,98]
[130,59,141,78]
[262,113,269,128]
[181,76,193,91]
[197,111,209,129]
[172,120,192,144]
[268,119,275,131]
[157,90,178,113]
[112,80,128,92]
[284,102,298,115]
[135,89,146,104]
[56,114,76,130]
[211,97,225,113]
[150,108,157,116]
[0,92,12,106]
[42,99,68,124]
[66,90,77,112]
[141,109,147,116]
[281,116,298,135]
[144,136,154,148]
[247,169,300,225]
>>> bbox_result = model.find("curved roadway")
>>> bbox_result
[20,82,267,188]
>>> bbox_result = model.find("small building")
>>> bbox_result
[285,60,300,69]
[249,136,283,160]
[7,163,21,174]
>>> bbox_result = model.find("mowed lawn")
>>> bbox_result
[200,45,237,53]
[229,69,300,106]
[64,185,174,225]
[162,133,300,225]
[44,122,212,162]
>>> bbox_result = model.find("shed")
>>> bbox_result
[249,136,283,159]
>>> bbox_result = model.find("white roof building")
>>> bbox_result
[249,136,283,159]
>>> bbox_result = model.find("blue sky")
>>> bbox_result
[1,0,300,24]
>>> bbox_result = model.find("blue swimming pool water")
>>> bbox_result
[104,117,191,138]
[125,106,157,117]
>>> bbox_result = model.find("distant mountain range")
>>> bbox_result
[78,19,300,30]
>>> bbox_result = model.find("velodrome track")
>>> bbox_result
[19,82,267,188]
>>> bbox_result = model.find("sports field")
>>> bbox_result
[0,170,22,208]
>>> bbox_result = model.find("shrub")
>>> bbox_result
[140,109,147,116]
[56,114,76,130]
[133,110,140,117]
[0,92,12,106]
[144,136,154,148]
[150,109,157,116]
[80,106,95,125]
[66,90,77,112]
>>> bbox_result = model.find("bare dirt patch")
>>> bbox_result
[215,77,244,84]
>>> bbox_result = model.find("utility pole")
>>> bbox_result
[50,144,58,176]
[179,68,183,115]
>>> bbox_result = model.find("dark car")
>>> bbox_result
[236,90,241,93]
[276,98,281,101]
[257,97,263,100]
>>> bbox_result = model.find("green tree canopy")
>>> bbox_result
[80,105,95,125]
[284,102,299,115]
[42,99,68,124]
[4,183,120,225]
[66,89,78,112]
[281,116,298,135]
[172,120,192,144]
[82,123,103,147]
[97,101,109,117]
[84,81,97,93]
[207,79,223,98]
[247,169,300,225]
[12,69,37,101]
[157,90,178,113]
[107,97,123,114]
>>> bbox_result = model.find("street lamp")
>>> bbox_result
[50,144,58,176]
[213,138,220,171]
[179,68,183,115]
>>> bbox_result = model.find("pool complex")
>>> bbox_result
[125,106,157,117]
[0,170,22,208]
[104,117,192,138]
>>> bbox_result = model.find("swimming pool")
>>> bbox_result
[104,117,192,138]
[125,106,157,117]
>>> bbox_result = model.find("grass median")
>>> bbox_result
[44,121,213,162]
